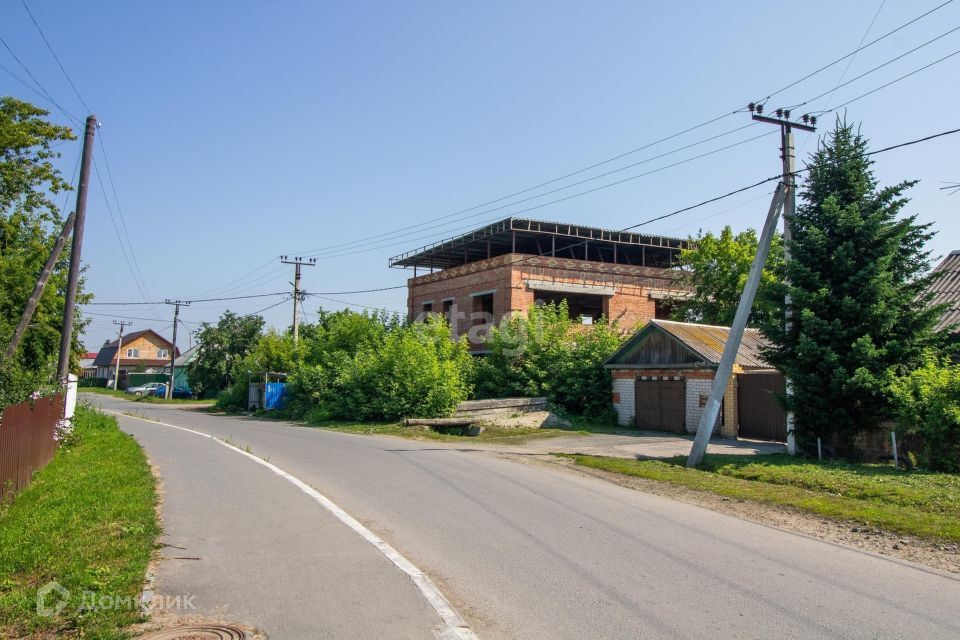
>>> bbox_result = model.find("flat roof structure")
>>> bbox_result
[389,217,688,271]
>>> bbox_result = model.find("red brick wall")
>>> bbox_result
[406,254,687,346]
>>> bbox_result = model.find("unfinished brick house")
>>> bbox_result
[390,217,691,349]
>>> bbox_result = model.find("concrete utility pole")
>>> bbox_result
[112,320,133,390]
[57,115,97,382]
[280,256,315,345]
[749,104,816,456]
[164,300,190,399]
[4,211,76,361]
[687,184,786,467]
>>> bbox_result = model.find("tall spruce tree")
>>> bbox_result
[760,119,942,450]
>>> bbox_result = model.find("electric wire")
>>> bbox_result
[780,25,960,114]
[756,0,954,106]
[18,0,92,114]
[0,34,81,125]
[297,29,960,264]
[285,0,957,259]
[91,157,159,318]
[304,130,777,262]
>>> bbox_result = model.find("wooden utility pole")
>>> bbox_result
[57,115,97,382]
[164,300,189,399]
[749,104,816,456]
[4,211,76,361]
[280,255,315,345]
[112,320,133,390]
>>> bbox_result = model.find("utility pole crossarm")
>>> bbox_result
[280,255,316,345]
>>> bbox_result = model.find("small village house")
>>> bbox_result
[605,319,787,442]
[928,249,960,349]
[78,351,98,378]
[92,329,179,389]
[164,344,199,391]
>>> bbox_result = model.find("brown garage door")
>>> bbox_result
[635,379,685,433]
[738,373,787,441]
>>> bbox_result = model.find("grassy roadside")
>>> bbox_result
[285,412,627,444]
[81,387,211,405]
[202,404,624,444]
[0,405,160,638]
[301,420,588,444]
[561,453,960,542]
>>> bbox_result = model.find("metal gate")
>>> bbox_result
[737,373,787,441]
[635,379,685,432]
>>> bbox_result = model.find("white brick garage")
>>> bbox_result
[605,319,779,439]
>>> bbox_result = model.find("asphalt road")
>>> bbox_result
[87,395,960,640]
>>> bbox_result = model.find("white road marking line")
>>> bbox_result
[107,408,479,640]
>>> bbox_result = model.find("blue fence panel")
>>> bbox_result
[264,382,287,410]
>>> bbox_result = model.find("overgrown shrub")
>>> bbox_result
[472,302,624,420]
[290,315,472,421]
[890,354,960,472]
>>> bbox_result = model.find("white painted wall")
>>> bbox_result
[685,377,719,434]
[612,378,635,426]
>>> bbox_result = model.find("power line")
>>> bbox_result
[304,130,777,262]
[815,0,888,111]
[0,34,81,125]
[294,117,752,256]
[757,0,955,105]
[92,128,960,316]
[91,157,159,317]
[18,0,92,114]
[385,126,960,298]
[185,256,279,299]
[83,291,292,306]
[782,25,960,114]
[300,124,766,258]
[295,20,960,265]
[283,0,957,259]
[96,133,156,310]
[825,47,960,113]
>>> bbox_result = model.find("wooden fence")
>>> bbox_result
[0,394,63,500]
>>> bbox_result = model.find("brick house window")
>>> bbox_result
[422,301,433,314]
[442,299,454,317]
[472,292,494,326]
[126,347,139,358]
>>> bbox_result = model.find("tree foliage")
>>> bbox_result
[217,310,473,422]
[187,311,265,396]
[890,353,960,472]
[760,119,943,449]
[0,97,81,406]
[673,226,783,326]
[472,302,624,419]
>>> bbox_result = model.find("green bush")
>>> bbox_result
[472,302,624,420]
[290,314,472,421]
[890,354,960,472]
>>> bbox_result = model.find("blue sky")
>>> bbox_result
[2,0,958,349]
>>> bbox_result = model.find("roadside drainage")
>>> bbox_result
[138,624,252,639]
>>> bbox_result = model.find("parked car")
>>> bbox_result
[151,384,195,399]
[125,381,166,396]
